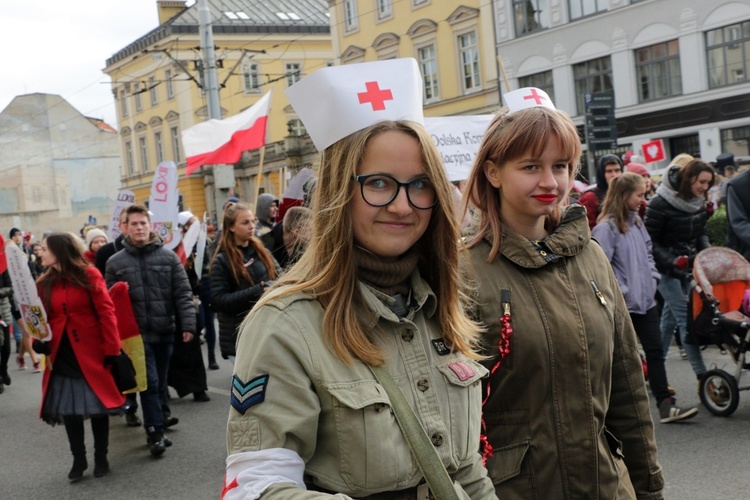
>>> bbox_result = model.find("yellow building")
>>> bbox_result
[328,0,500,116]
[103,0,332,221]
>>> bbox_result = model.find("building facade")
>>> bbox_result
[0,94,121,234]
[328,0,501,116]
[104,0,332,221]
[492,0,750,175]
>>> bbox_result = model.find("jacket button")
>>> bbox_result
[431,433,444,446]
[417,379,430,392]
[578,234,584,241]
[401,331,414,342]
[373,403,387,413]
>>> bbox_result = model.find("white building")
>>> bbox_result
[491,0,750,176]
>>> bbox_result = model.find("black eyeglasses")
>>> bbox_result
[353,174,437,210]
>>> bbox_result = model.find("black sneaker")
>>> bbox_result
[659,398,699,423]
[163,416,179,428]
[2,371,10,385]
[147,432,167,457]
[125,412,142,427]
[193,391,210,402]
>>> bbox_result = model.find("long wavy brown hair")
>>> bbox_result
[210,202,276,285]
[36,233,91,309]
[598,173,645,233]
[461,106,582,262]
[248,120,482,366]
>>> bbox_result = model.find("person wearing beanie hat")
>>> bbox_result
[626,163,652,218]
[83,229,108,265]
[578,154,623,230]
[254,193,279,251]
[178,211,196,228]
[9,228,22,245]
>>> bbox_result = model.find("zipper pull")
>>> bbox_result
[501,289,511,316]
[590,280,607,306]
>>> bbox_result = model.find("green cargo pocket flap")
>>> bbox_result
[326,381,391,410]
[487,440,530,485]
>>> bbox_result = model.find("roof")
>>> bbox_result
[106,0,330,67]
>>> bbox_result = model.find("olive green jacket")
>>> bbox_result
[467,205,663,499]
[227,269,496,499]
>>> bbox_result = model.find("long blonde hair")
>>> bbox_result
[248,121,481,366]
[598,172,645,233]
[461,107,582,262]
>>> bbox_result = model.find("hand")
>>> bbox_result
[32,339,51,355]
[182,331,194,343]
[103,355,119,367]
[674,255,689,271]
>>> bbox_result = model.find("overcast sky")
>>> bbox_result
[0,0,193,127]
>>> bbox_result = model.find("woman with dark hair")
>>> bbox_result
[645,159,715,382]
[210,203,278,362]
[34,232,124,482]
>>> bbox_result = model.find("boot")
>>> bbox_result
[91,416,110,477]
[63,416,87,482]
[208,353,219,370]
[146,427,167,457]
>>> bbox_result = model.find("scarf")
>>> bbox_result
[354,246,419,297]
[655,178,704,214]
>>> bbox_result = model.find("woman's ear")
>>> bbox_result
[484,160,502,189]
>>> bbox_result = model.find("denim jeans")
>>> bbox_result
[140,342,174,431]
[631,307,670,405]
[658,273,706,377]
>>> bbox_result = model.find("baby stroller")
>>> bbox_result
[689,247,750,416]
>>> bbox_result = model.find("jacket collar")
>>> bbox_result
[123,232,163,253]
[493,205,590,269]
[358,267,437,331]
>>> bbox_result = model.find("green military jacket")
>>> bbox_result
[227,269,496,499]
[467,205,664,499]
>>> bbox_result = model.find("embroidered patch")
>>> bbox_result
[431,338,451,356]
[230,374,270,415]
[448,361,476,381]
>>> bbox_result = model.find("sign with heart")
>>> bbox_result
[641,139,665,163]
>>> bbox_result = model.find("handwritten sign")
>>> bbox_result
[6,245,51,341]
[149,161,181,250]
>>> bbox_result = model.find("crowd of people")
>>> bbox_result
[2,57,750,496]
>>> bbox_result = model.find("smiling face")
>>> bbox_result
[485,135,571,240]
[350,130,432,261]
[691,171,713,198]
[626,181,647,212]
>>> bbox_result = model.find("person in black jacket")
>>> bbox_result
[645,159,715,381]
[578,154,623,230]
[210,202,278,362]
[726,168,750,261]
[95,209,127,277]
[104,205,196,457]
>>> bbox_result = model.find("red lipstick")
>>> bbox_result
[532,194,558,204]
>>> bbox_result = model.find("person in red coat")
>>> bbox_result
[34,232,125,482]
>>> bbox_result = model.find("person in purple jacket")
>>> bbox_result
[593,173,699,423]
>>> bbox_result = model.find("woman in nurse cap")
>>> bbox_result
[224,58,495,499]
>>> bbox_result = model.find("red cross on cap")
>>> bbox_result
[357,81,393,111]
[523,88,546,105]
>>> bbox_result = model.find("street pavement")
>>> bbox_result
[2,342,750,498]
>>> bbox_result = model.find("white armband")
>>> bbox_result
[223,448,306,500]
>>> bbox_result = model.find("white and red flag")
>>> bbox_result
[285,58,423,151]
[182,90,272,175]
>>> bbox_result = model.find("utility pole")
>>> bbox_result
[198,0,233,221]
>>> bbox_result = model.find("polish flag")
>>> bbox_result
[182,90,272,175]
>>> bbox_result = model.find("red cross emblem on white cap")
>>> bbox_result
[358,81,393,111]
[503,87,556,114]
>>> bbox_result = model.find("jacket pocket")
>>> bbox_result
[487,440,536,497]
[436,359,488,461]
[326,381,418,492]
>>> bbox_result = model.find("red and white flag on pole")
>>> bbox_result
[182,90,272,175]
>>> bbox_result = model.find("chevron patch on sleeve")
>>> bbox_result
[230,374,270,415]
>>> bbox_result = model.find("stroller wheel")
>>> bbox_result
[699,369,739,417]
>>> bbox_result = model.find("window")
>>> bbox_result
[286,63,301,87]
[635,40,682,102]
[458,32,480,92]
[418,44,439,101]
[669,134,700,158]
[514,0,550,36]
[344,0,358,31]
[120,89,128,118]
[721,125,750,157]
[377,0,392,20]
[243,63,260,93]
[148,76,158,106]
[573,56,612,115]
[568,0,607,21]
[287,118,307,137]
[165,69,174,99]
[171,126,182,163]
[138,136,149,172]
[154,131,164,164]
[706,21,750,88]
[413,0,429,6]
[519,71,555,103]
[133,82,143,112]
[125,141,134,175]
